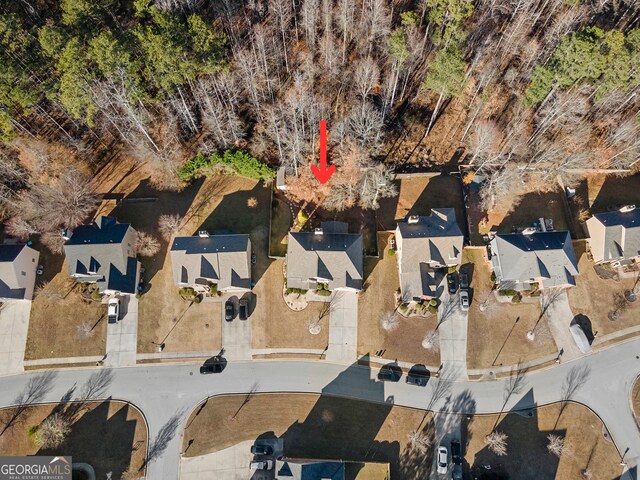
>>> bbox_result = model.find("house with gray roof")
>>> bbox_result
[63,216,140,295]
[286,222,363,292]
[170,233,251,294]
[0,244,39,301]
[395,209,463,301]
[585,206,640,266]
[489,231,578,290]
[276,459,345,480]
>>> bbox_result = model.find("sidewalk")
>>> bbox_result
[325,292,358,363]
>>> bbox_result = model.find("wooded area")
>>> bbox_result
[1,0,639,250]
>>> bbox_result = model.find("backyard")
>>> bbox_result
[358,233,441,367]
[182,392,435,479]
[567,240,640,340]
[586,173,640,213]
[251,259,329,351]
[463,248,557,371]
[26,270,107,360]
[0,399,147,479]
[465,402,621,479]
[107,174,271,354]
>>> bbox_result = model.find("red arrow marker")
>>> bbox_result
[310,119,336,184]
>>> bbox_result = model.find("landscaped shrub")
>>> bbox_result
[193,295,202,304]
[287,287,308,294]
[398,303,408,313]
[179,287,198,300]
[317,289,332,296]
[297,209,309,224]
[448,266,457,274]
[27,425,39,440]
[91,289,102,302]
[490,271,496,283]
[208,283,218,295]
[178,150,275,182]
[511,293,522,304]
[428,298,438,307]
[530,282,539,291]
[387,248,396,256]
[498,289,517,296]
[428,305,438,314]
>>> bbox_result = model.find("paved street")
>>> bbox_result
[326,291,358,363]
[105,296,138,367]
[0,340,639,480]
[0,301,31,375]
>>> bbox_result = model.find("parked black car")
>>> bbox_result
[239,297,249,320]
[378,365,402,382]
[459,272,469,290]
[451,440,462,480]
[200,362,224,374]
[406,365,430,387]
[225,300,235,321]
[250,444,273,455]
[447,272,459,294]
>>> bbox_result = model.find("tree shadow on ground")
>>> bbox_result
[197,182,272,284]
[108,177,205,284]
[591,174,640,214]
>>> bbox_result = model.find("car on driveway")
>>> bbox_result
[406,365,430,387]
[459,290,469,311]
[459,272,469,290]
[107,298,120,324]
[251,444,273,455]
[239,297,249,320]
[451,440,462,479]
[225,300,234,321]
[250,460,273,470]
[447,272,459,294]
[437,445,448,474]
[199,362,224,374]
[378,365,402,382]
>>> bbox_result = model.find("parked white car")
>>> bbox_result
[437,445,448,474]
[459,290,470,311]
[107,298,120,324]
[250,460,273,470]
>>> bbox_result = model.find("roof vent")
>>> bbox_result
[198,230,209,238]
[407,215,420,224]
[522,227,536,235]
[620,205,636,213]
[314,228,323,236]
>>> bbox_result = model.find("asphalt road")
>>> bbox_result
[1,339,639,479]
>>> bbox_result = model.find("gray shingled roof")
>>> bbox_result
[0,244,29,299]
[170,235,251,290]
[586,209,640,263]
[64,216,139,294]
[286,222,363,290]
[490,231,578,288]
[396,209,463,299]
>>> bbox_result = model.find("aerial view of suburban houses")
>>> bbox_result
[1,2,640,480]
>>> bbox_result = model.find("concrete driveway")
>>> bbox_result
[0,300,31,375]
[326,291,358,363]
[438,288,469,381]
[540,290,584,361]
[221,294,252,360]
[105,296,138,367]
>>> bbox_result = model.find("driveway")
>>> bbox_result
[0,300,31,375]
[438,288,468,381]
[105,296,138,367]
[540,290,584,361]
[221,294,252,361]
[326,291,358,363]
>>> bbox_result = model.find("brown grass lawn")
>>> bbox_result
[182,393,434,479]
[587,173,640,213]
[251,259,329,350]
[269,193,293,257]
[26,269,107,360]
[463,248,557,370]
[0,400,147,478]
[632,376,640,423]
[107,175,271,354]
[358,233,440,366]
[567,241,640,338]
[376,175,466,232]
[466,402,621,480]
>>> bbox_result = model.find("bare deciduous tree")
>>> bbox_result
[33,413,70,448]
[135,232,161,257]
[547,433,565,457]
[381,310,400,332]
[158,214,181,241]
[485,431,508,456]
[408,430,431,453]
[421,330,440,351]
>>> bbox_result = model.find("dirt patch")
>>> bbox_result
[466,402,621,480]
[358,233,441,366]
[251,259,329,350]
[567,240,640,339]
[26,270,107,360]
[0,400,147,478]
[182,392,434,479]
[463,248,556,370]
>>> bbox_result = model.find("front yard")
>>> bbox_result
[182,392,434,479]
[251,259,329,351]
[466,402,621,479]
[26,269,107,360]
[567,240,640,339]
[0,399,147,479]
[358,233,440,366]
[463,248,557,371]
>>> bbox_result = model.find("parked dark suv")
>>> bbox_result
[447,272,459,294]
[406,365,430,387]
[239,297,249,320]
[224,300,235,321]
[459,272,469,290]
[451,440,462,480]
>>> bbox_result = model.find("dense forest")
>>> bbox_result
[1,0,639,251]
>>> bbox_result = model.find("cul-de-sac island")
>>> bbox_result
[1,1,640,479]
